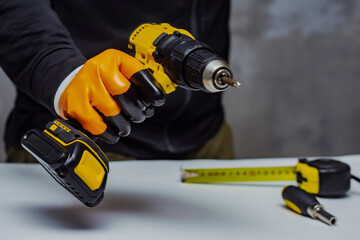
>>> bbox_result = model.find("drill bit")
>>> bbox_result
[221,76,241,88]
[282,185,337,226]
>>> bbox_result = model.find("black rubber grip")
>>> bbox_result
[282,185,319,216]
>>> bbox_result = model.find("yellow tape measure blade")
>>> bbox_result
[182,166,297,183]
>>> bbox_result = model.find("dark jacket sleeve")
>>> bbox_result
[0,0,86,113]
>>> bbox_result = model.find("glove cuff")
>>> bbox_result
[53,64,84,118]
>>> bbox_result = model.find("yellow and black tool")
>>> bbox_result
[21,23,240,207]
[128,23,240,94]
[182,158,352,197]
[282,185,337,225]
[21,119,109,207]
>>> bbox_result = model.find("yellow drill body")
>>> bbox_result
[129,23,194,93]
[128,23,239,93]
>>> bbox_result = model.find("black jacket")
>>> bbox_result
[0,0,230,159]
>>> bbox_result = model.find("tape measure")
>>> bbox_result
[182,158,351,197]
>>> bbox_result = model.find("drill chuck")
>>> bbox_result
[155,33,237,92]
[129,23,240,93]
[202,59,234,92]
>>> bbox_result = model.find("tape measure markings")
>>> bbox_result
[182,166,297,183]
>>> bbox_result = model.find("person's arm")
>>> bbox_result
[0,1,165,143]
[0,0,86,112]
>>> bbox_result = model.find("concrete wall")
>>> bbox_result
[224,0,360,158]
[0,68,15,161]
[0,0,359,161]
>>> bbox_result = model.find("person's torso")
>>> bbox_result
[6,0,230,159]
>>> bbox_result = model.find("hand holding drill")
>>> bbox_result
[21,23,240,207]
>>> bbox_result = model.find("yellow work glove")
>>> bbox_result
[54,49,165,143]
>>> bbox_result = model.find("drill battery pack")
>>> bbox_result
[21,119,109,207]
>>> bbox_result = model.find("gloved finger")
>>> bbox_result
[114,85,147,123]
[99,58,131,96]
[105,49,147,79]
[97,50,164,107]
[144,106,155,118]
[65,101,119,144]
[98,64,147,123]
[104,113,131,137]
[129,69,166,107]
[84,80,131,138]
[97,128,120,144]
[91,84,122,118]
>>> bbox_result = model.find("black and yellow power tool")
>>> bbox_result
[22,119,109,207]
[128,23,240,93]
[21,23,240,207]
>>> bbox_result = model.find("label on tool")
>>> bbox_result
[182,166,297,183]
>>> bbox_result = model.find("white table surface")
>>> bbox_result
[0,155,359,240]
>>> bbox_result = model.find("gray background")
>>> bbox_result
[0,0,359,161]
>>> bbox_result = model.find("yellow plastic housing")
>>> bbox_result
[296,162,320,194]
[74,150,105,191]
[284,199,302,214]
[129,23,194,94]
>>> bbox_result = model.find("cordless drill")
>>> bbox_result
[21,23,240,207]
[128,23,240,93]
